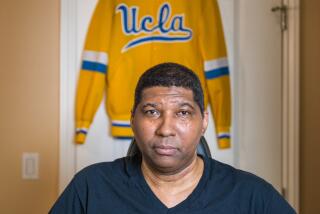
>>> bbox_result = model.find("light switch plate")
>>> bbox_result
[22,152,39,179]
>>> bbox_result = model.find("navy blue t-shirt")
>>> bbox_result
[49,155,296,213]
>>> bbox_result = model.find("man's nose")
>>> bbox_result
[155,114,176,137]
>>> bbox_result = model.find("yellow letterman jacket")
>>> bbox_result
[75,0,232,149]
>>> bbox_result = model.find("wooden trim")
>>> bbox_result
[282,0,300,211]
[59,0,77,193]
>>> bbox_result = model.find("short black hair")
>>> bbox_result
[132,62,204,116]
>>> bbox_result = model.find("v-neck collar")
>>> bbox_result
[126,154,211,212]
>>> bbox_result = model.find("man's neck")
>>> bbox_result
[141,155,204,208]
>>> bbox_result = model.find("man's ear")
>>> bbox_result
[202,111,209,135]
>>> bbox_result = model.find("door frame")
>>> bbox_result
[59,0,300,210]
[59,0,78,193]
[282,0,300,211]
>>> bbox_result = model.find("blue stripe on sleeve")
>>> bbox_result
[112,123,131,128]
[218,134,230,139]
[114,137,133,140]
[82,61,107,74]
[205,67,229,79]
[76,130,88,135]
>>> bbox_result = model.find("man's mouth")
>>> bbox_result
[154,145,178,156]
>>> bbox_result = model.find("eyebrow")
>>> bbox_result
[141,102,195,109]
[179,102,195,110]
[141,103,158,108]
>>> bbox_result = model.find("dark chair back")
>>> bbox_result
[126,136,212,158]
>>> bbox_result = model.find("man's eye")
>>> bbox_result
[144,109,159,116]
[177,111,190,117]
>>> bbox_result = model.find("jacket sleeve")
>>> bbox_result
[75,0,113,144]
[199,0,232,149]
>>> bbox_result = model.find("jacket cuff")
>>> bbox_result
[75,121,90,144]
[217,127,231,149]
[217,138,230,149]
[75,132,87,144]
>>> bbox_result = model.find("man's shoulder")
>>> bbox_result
[206,158,278,196]
[77,157,125,173]
[203,158,296,213]
[73,155,140,183]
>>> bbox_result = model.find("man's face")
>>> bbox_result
[131,86,208,174]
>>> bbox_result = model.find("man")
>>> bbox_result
[50,63,296,213]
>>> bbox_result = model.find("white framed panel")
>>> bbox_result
[60,0,238,192]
